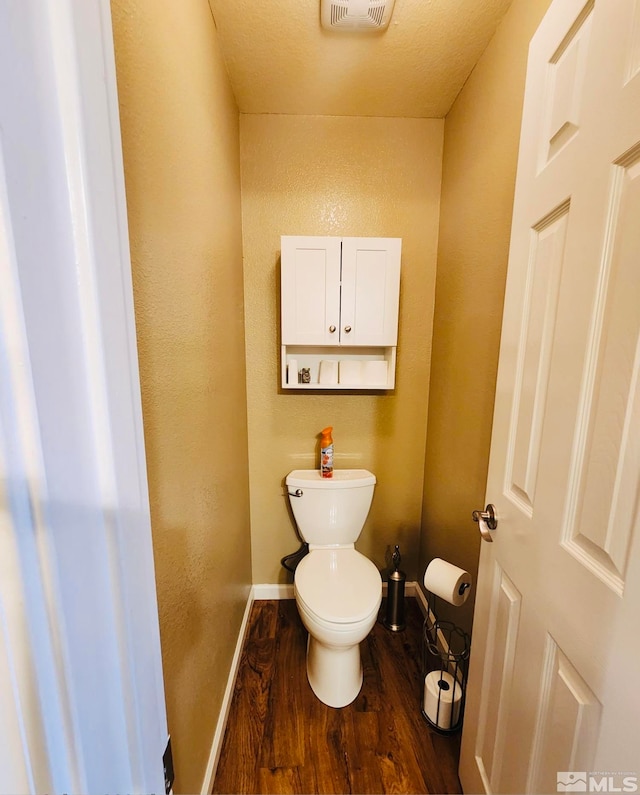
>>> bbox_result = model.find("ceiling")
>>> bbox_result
[208,0,514,118]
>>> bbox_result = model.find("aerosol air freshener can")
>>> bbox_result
[320,426,334,478]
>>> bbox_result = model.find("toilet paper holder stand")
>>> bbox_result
[421,592,470,733]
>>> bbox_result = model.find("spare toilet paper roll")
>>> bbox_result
[318,360,338,385]
[423,670,462,730]
[339,360,362,384]
[423,558,472,606]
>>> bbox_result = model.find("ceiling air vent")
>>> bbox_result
[321,0,396,32]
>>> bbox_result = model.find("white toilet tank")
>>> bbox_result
[286,469,376,546]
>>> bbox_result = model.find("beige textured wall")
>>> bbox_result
[110,1,252,791]
[419,0,553,633]
[240,114,443,583]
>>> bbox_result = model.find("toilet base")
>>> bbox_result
[306,635,363,708]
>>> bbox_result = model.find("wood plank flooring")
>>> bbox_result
[212,598,462,794]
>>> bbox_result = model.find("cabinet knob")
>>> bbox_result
[344,325,352,333]
[329,325,336,333]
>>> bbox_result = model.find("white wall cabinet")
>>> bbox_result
[280,235,401,389]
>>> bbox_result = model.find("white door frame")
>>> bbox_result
[0,1,167,793]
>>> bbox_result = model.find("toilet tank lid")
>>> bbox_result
[286,469,376,489]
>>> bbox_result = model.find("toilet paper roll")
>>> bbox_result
[423,670,462,730]
[287,359,298,385]
[423,558,472,607]
[363,359,388,386]
[339,360,362,384]
[318,360,338,385]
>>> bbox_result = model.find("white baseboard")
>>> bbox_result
[254,581,425,602]
[411,580,429,617]
[200,578,430,793]
[245,581,428,603]
[252,582,295,600]
[200,586,255,795]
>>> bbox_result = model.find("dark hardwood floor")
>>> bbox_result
[212,597,462,794]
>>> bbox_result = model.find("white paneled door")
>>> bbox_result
[460,1,640,793]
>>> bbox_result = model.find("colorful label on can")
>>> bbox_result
[321,443,334,478]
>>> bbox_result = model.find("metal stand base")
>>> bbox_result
[421,705,463,734]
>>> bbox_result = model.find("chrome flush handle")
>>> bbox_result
[288,489,303,498]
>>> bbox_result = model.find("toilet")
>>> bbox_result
[286,469,382,708]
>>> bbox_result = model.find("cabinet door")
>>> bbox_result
[340,237,401,346]
[281,236,341,345]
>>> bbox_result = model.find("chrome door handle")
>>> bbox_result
[472,504,497,542]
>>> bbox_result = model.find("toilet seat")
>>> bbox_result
[295,548,381,625]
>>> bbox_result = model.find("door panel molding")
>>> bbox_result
[474,565,522,794]
[562,146,640,594]
[538,0,594,168]
[526,635,602,795]
[506,199,570,514]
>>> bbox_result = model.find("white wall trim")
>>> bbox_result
[253,583,296,600]
[411,581,429,616]
[251,580,425,602]
[200,587,255,795]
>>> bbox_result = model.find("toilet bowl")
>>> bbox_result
[295,548,381,707]
[286,469,382,708]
